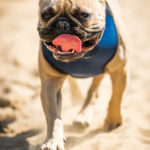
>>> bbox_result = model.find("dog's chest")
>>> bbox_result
[42,12,118,78]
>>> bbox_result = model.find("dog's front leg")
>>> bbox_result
[104,68,127,131]
[40,76,66,150]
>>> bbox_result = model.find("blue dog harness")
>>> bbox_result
[42,5,118,78]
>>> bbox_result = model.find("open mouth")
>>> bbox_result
[44,34,98,57]
[45,41,82,56]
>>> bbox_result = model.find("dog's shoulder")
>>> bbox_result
[39,43,66,79]
[105,0,128,73]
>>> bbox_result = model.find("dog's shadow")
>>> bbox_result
[64,124,106,149]
[0,129,39,150]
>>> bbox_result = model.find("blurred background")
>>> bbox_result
[0,0,150,150]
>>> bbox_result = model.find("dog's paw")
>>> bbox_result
[40,119,65,150]
[103,111,122,131]
[73,108,93,128]
[104,117,122,131]
[40,138,65,150]
[104,121,121,131]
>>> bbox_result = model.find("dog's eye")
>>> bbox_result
[41,12,51,20]
[78,12,91,21]
[41,6,55,21]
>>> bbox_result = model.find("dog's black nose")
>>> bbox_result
[56,20,70,30]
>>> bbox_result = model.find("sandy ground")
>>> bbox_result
[0,0,150,149]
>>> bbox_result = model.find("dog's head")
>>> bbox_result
[38,0,106,62]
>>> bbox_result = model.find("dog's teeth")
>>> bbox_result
[72,50,75,53]
[58,50,61,54]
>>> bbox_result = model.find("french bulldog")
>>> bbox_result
[37,0,127,149]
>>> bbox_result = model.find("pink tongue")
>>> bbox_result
[52,34,82,52]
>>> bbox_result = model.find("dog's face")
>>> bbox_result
[38,0,106,62]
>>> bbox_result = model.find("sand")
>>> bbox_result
[0,0,150,149]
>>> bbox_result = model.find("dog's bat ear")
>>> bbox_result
[40,0,53,1]
[39,0,44,5]
[39,0,51,3]
[99,0,106,4]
